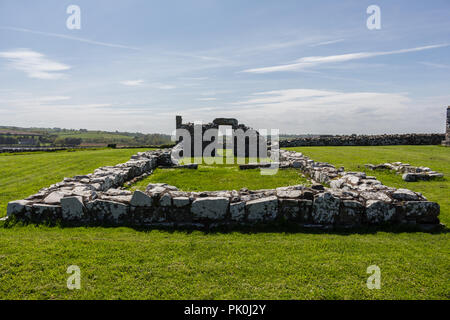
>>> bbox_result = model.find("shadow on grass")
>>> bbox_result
[1,217,448,236]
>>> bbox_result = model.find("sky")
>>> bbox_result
[0,0,449,134]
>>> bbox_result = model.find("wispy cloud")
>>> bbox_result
[0,49,70,79]
[0,26,139,50]
[197,97,217,101]
[309,39,345,47]
[420,61,450,69]
[242,44,449,73]
[151,83,176,90]
[120,80,145,86]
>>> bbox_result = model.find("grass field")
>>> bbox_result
[129,164,309,192]
[0,146,449,299]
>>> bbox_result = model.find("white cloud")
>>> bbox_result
[216,88,443,134]
[242,44,448,73]
[120,80,145,86]
[151,83,176,90]
[197,97,217,101]
[420,61,450,69]
[309,39,345,47]
[0,49,71,79]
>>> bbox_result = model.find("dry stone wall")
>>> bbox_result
[365,162,444,182]
[280,133,445,147]
[6,146,441,230]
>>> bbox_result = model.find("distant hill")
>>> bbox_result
[0,126,172,147]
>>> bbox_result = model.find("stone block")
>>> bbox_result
[61,196,85,220]
[130,190,153,207]
[7,200,29,217]
[312,192,340,224]
[365,200,396,224]
[246,196,278,222]
[191,197,229,220]
[230,202,245,221]
[173,197,190,207]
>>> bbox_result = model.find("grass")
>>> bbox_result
[0,148,155,217]
[128,164,309,192]
[0,145,449,299]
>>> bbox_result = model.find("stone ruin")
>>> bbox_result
[175,116,266,158]
[365,162,444,182]
[442,106,450,146]
[6,138,442,231]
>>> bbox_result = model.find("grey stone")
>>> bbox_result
[276,189,301,198]
[173,197,190,207]
[230,202,245,221]
[191,197,229,220]
[130,190,153,207]
[365,200,396,224]
[6,200,30,217]
[340,200,364,225]
[32,204,61,219]
[89,199,128,223]
[392,189,420,201]
[404,201,440,220]
[402,173,417,182]
[360,191,392,203]
[246,196,278,222]
[212,117,238,126]
[330,179,344,189]
[43,191,66,204]
[61,196,85,220]
[279,199,300,220]
[160,193,172,206]
[312,192,340,224]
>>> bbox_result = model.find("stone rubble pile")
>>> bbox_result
[6,147,441,230]
[365,162,444,182]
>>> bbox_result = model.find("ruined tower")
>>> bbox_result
[174,115,266,158]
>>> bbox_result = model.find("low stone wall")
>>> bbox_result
[6,147,441,230]
[0,147,68,153]
[280,133,445,147]
[365,162,444,182]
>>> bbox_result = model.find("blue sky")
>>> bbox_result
[0,0,449,134]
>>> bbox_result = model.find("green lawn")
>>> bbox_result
[129,164,309,192]
[0,146,449,299]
